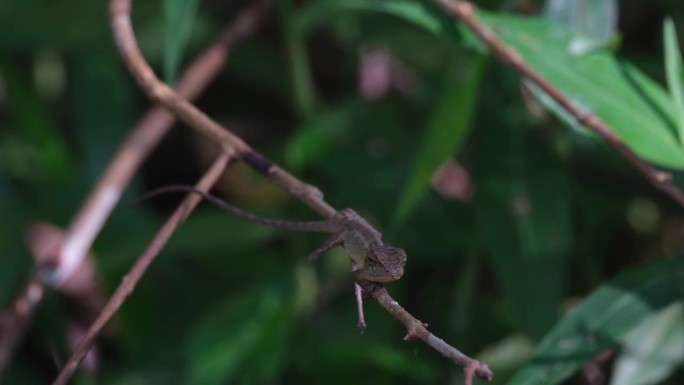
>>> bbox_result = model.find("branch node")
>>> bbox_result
[655,171,672,184]
[291,182,324,202]
[402,322,428,341]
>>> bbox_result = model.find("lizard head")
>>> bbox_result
[373,246,407,282]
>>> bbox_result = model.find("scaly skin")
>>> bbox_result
[141,186,407,283]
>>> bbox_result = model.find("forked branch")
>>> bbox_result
[50,0,272,287]
[0,6,269,379]
[51,0,495,384]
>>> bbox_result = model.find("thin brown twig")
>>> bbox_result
[104,0,493,382]
[108,0,334,219]
[0,277,44,379]
[0,8,269,379]
[1,223,105,380]
[51,0,271,286]
[52,151,234,385]
[436,0,684,208]
[367,285,493,382]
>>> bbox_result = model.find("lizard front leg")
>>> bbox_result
[307,233,343,261]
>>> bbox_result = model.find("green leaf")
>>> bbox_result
[281,0,318,118]
[664,18,684,146]
[295,0,458,39]
[163,0,199,84]
[297,3,684,169]
[475,136,573,338]
[72,54,132,180]
[185,288,292,385]
[394,54,485,224]
[284,100,364,170]
[479,14,684,169]
[610,301,684,385]
[543,0,618,55]
[0,56,72,177]
[477,334,535,376]
[507,256,684,385]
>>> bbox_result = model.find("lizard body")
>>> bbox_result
[142,185,406,283]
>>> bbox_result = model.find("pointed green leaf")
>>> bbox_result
[484,15,684,169]
[610,301,684,385]
[295,3,684,169]
[296,0,438,33]
[163,0,199,84]
[664,18,684,145]
[186,288,292,385]
[507,256,684,385]
[394,54,485,224]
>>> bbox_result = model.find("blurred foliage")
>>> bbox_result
[1,0,684,384]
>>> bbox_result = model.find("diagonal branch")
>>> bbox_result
[0,7,269,379]
[51,0,272,286]
[368,285,493,383]
[108,0,333,217]
[102,0,494,383]
[52,151,234,385]
[436,0,684,208]
[0,277,44,380]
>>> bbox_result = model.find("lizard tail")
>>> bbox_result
[136,184,338,233]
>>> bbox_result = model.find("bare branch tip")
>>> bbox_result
[475,362,494,381]
[402,322,427,341]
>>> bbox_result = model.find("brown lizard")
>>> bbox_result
[141,185,406,283]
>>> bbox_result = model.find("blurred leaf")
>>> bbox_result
[664,17,684,145]
[163,0,200,84]
[299,333,437,384]
[476,125,571,338]
[285,99,364,170]
[507,256,684,385]
[481,14,684,169]
[72,54,132,181]
[476,334,535,385]
[105,371,179,385]
[610,301,684,385]
[543,0,618,55]
[323,4,684,169]
[0,0,112,52]
[303,4,684,168]
[394,54,485,224]
[0,197,31,307]
[281,0,317,118]
[0,134,46,183]
[164,211,279,257]
[224,40,291,100]
[0,56,71,177]
[295,0,458,39]
[185,287,292,385]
